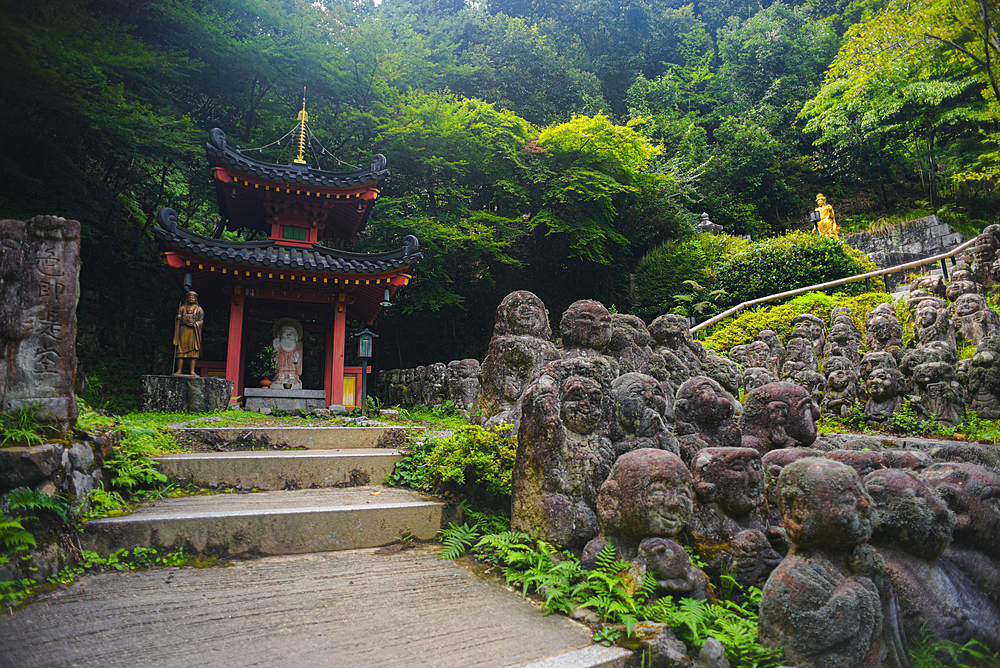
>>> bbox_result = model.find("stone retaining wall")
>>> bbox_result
[846,215,965,290]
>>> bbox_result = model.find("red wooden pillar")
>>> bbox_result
[330,293,348,406]
[225,288,245,398]
[324,328,335,407]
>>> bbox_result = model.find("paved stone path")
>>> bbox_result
[0,546,628,668]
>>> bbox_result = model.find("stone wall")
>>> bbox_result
[846,215,965,290]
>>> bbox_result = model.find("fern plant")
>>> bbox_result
[0,403,45,446]
[5,487,69,523]
[438,522,482,560]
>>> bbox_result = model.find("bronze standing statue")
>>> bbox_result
[173,291,204,375]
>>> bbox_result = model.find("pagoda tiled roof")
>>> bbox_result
[204,128,388,190]
[153,212,421,275]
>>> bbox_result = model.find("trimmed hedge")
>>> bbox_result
[714,232,884,308]
[634,233,749,320]
[701,291,892,352]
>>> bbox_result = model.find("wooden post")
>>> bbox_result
[324,327,335,407]
[331,294,347,406]
[225,289,245,398]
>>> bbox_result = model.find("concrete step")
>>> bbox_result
[174,425,414,450]
[81,486,443,557]
[155,449,401,490]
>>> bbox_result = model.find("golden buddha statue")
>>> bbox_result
[812,193,839,239]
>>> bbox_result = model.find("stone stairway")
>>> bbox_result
[81,426,444,557]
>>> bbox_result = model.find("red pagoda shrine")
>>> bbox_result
[153,118,420,408]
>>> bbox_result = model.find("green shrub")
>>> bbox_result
[424,424,517,506]
[634,233,749,319]
[702,291,891,352]
[714,232,884,310]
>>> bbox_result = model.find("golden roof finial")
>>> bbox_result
[293,88,308,165]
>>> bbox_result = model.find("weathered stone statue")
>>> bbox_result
[826,450,884,479]
[790,314,826,363]
[759,458,907,668]
[863,367,906,423]
[944,261,981,302]
[684,447,783,591]
[859,351,899,383]
[911,360,965,427]
[950,293,1000,345]
[825,322,861,370]
[512,357,616,548]
[173,291,204,376]
[582,449,708,601]
[864,469,1000,653]
[914,297,956,348]
[270,318,303,389]
[821,356,858,419]
[811,193,839,239]
[730,330,783,376]
[699,352,743,408]
[446,358,481,409]
[742,367,776,393]
[472,290,560,429]
[698,212,723,235]
[673,376,741,463]
[740,382,820,454]
[919,463,1000,597]
[648,313,704,381]
[605,313,653,374]
[780,338,826,404]
[560,299,613,359]
[909,274,946,300]
[971,225,999,288]
[610,372,678,456]
[865,304,905,361]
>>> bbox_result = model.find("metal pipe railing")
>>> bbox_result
[690,235,980,334]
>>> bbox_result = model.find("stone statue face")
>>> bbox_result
[826,368,853,391]
[863,469,954,560]
[865,368,902,402]
[675,376,733,427]
[693,447,765,516]
[278,325,298,351]
[613,373,667,436]
[560,375,604,435]
[917,306,939,327]
[779,458,873,550]
[914,361,953,388]
[920,463,1000,558]
[561,300,612,351]
[645,475,695,537]
[502,291,548,337]
[785,388,820,446]
[954,293,987,318]
[649,314,690,346]
[870,316,895,343]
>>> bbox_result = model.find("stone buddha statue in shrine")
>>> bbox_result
[272,318,304,390]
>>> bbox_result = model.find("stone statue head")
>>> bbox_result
[691,447,765,517]
[863,469,954,561]
[913,361,955,390]
[648,314,692,349]
[777,458,874,551]
[952,293,988,319]
[742,367,775,393]
[860,351,897,381]
[740,382,820,452]
[597,448,693,539]
[823,356,857,391]
[826,450,883,479]
[608,313,652,349]
[612,372,668,437]
[272,318,303,351]
[560,374,605,435]
[864,367,905,402]
[496,290,550,338]
[919,463,1000,559]
[560,300,612,353]
[674,376,734,430]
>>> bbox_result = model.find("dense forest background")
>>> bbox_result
[1,0,998,395]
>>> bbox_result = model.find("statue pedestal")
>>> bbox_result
[141,375,234,413]
[244,388,326,413]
